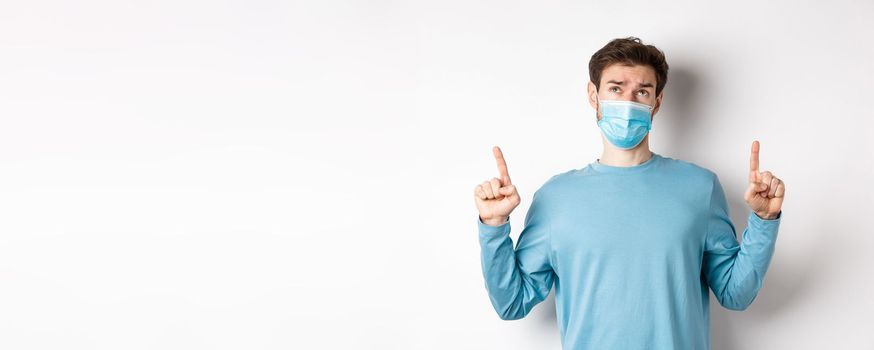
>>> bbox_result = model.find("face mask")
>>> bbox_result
[595,93,655,149]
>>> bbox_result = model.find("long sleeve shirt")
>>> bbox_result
[477,152,782,350]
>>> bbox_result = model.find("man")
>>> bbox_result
[473,37,785,349]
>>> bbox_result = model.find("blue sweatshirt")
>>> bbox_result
[477,152,781,349]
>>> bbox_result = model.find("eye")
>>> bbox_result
[609,86,621,93]
[637,90,649,97]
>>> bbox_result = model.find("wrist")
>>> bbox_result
[754,210,780,220]
[481,215,508,226]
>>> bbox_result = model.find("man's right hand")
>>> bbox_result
[474,146,521,226]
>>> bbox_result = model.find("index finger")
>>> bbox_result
[492,146,512,185]
[749,140,760,182]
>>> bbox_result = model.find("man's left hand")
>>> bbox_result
[745,140,785,220]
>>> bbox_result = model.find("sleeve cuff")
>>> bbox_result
[477,215,511,236]
[751,210,781,222]
[747,210,781,236]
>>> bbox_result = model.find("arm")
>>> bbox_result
[703,174,782,311]
[477,189,555,320]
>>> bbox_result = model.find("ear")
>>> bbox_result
[587,81,598,110]
[652,90,664,117]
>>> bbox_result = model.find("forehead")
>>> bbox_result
[600,63,657,87]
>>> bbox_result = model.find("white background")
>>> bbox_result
[1,0,872,349]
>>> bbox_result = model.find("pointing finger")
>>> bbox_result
[493,146,512,185]
[749,140,760,183]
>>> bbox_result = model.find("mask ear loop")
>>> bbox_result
[645,95,656,131]
[649,95,657,113]
[594,88,601,121]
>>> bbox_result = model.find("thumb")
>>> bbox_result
[754,180,768,192]
[498,185,516,196]
[745,181,766,197]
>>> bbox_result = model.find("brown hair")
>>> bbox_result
[589,37,669,96]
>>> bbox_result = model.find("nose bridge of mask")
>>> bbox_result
[598,101,654,125]
[595,90,655,119]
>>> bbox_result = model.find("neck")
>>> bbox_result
[598,137,653,167]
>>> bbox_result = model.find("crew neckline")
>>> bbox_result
[588,151,662,174]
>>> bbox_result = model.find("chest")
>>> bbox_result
[546,182,707,261]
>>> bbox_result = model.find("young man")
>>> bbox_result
[473,37,785,349]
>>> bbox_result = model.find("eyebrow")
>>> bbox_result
[605,80,654,89]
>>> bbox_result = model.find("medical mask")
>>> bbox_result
[595,94,655,149]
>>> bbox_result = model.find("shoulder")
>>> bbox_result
[657,153,720,184]
[540,168,578,191]
[522,169,577,203]
[656,155,729,210]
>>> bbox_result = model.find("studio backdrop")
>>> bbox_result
[0,0,872,349]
